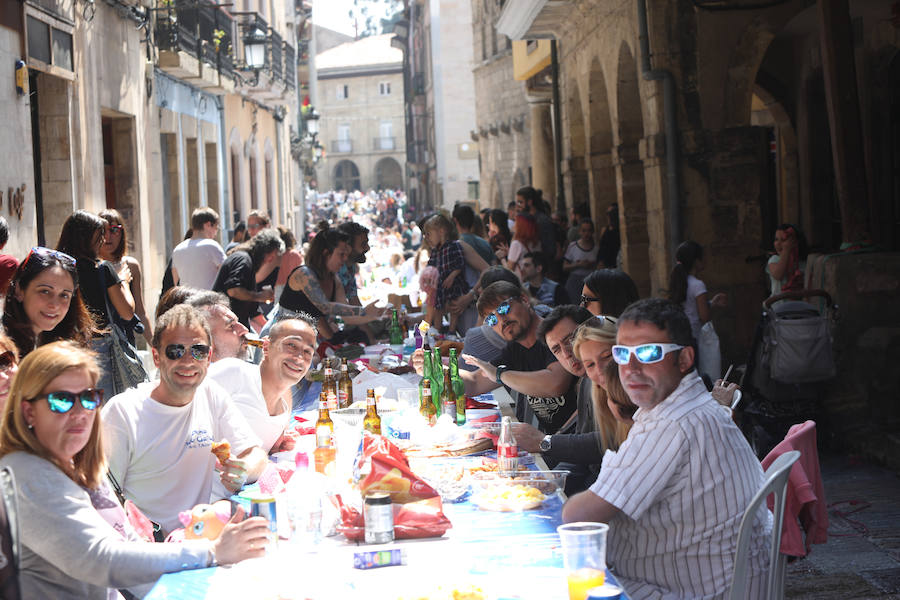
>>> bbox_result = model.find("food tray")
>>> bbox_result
[468,470,569,496]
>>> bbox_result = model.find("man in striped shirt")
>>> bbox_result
[563,298,770,599]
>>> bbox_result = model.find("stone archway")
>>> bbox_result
[587,57,616,230]
[564,78,590,210]
[334,160,361,191]
[614,41,651,295]
[375,157,403,191]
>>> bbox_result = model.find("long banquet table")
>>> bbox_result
[145,388,629,600]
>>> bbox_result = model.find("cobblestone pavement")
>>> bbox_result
[786,451,900,599]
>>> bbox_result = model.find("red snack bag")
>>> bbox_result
[335,495,451,541]
[357,435,438,504]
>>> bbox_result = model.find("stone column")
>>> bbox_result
[529,98,555,207]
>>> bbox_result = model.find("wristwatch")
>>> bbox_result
[495,364,509,386]
[539,435,552,453]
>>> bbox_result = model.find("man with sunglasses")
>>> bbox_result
[208,314,317,454]
[102,305,268,534]
[458,281,578,435]
[563,299,769,599]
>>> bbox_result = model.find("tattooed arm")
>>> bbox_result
[289,267,381,321]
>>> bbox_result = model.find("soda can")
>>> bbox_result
[248,493,278,548]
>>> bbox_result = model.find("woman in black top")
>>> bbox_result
[276,223,383,343]
[56,210,136,398]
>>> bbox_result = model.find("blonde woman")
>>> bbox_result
[572,315,632,453]
[0,341,269,599]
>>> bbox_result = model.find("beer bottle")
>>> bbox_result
[441,366,457,424]
[430,347,443,404]
[314,392,336,475]
[338,357,353,409]
[448,348,466,425]
[419,379,436,425]
[322,359,338,410]
[362,388,382,435]
[389,308,404,345]
[419,350,432,414]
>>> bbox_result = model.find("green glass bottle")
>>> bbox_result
[430,347,443,406]
[389,308,404,345]
[448,348,466,425]
[419,347,433,413]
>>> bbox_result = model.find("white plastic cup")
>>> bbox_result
[397,387,419,411]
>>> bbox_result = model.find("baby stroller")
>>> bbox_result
[738,289,837,457]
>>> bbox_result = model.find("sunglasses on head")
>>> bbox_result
[611,343,684,365]
[31,389,103,413]
[484,299,514,327]
[164,344,211,361]
[0,351,16,372]
[22,247,77,270]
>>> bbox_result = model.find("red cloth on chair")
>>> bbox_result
[761,420,828,557]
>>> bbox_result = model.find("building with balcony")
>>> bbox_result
[0,0,297,333]
[314,34,405,192]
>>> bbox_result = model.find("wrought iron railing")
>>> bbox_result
[270,30,283,81]
[155,0,235,77]
[373,137,396,151]
[283,42,296,89]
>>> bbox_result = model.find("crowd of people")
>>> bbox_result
[0,185,810,598]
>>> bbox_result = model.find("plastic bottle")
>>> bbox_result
[285,453,325,549]
[498,416,519,476]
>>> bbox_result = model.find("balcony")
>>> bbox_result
[331,140,353,153]
[155,0,235,93]
[284,42,296,90]
[373,137,396,151]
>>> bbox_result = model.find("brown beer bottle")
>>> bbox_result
[314,392,336,475]
[338,357,353,409]
[362,388,382,435]
[322,358,338,410]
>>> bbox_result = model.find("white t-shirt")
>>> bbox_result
[171,237,227,290]
[683,274,707,340]
[102,379,261,533]
[207,358,290,453]
[564,241,600,278]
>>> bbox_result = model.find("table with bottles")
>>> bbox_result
[147,366,629,600]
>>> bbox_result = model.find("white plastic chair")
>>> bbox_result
[728,450,800,600]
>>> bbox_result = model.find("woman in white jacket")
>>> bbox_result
[0,341,270,599]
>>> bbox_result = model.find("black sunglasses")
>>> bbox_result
[31,389,103,413]
[107,224,124,233]
[164,344,211,361]
[0,351,16,372]
[580,294,601,306]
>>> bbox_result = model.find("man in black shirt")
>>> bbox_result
[459,281,577,434]
[212,229,284,329]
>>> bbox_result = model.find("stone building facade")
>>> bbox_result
[314,34,406,193]
[497,0,900,463]
[469,0,532,211]
[0,0,298,318]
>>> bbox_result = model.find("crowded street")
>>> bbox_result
[0,0,899,599]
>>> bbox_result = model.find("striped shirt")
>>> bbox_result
[590,374,770,599]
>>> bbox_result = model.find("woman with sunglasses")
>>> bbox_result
[2,246,96,358]
[0,334,18,410]
[572,315,632,456]
[0,341,271,599]
[99,209,153,345]
[579,268,640,318]
[57,210,137,398]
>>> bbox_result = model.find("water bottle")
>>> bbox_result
[285,453,325,550]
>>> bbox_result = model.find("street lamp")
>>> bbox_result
[306,108,320,135]
[243,26,267,85]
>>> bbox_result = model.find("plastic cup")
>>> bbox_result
[558,522,609,600]
[397,387,419,411]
